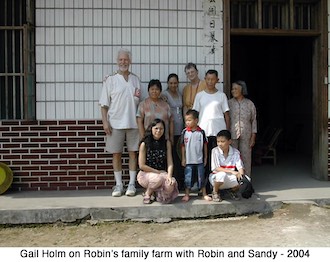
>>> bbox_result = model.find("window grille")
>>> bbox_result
[230,0,319,30]
[0,0,35,120]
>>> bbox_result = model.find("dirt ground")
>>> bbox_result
[1,204,330,247]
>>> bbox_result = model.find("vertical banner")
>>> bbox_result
[202,0,223,64]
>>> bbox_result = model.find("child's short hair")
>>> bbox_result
[205,69,218,78]
[185,109,199,119]
[216,130,231,140]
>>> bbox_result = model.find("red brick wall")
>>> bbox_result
[0,120,130,191]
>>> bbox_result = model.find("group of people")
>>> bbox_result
[99,48,257,204]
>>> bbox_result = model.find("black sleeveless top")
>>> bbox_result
[146,140,167,171]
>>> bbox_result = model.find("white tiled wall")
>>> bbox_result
[328,0,330,118]
[35,0,224,120]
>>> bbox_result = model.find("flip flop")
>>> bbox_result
[143,195,151,204]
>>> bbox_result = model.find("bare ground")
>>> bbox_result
[1,204,330,247]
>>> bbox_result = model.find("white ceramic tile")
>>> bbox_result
[45,83,56,101]
[54,0,64,8]
[64,64,75,82]
[64,9,74,26]
[45,10,55,26]
[168,46,178,63]
[65,28,74,44]
[65,102,75,119]
[187,46,197,62]
[93,46,103,64]
[131,46,141,62]
[102,28,112,45]
[45,46,55,63]
[45,28,55,45]
[94,101,101,119]
[103,9,111,26]
[150,10,159,27]
[74,64,84,82]
[150,46,160,63]
[150,65,160,80]
[94,10,103,26]
[45,0,55,8]
[187,11,196,28]
[159,28,169,45]
[131,10,141,26]
[83,46,93,63]
[36,64,45,82]
[83,0,93,8]
[55,102,65,118]
[112,0,121,8]
[178,29,187,45]
[94,0,103,8]
[169,29,178,45]
[102,46,113,64]
[187,0,196,10]
[140,65,150,84]
[55,28,64,45]
[35,28,45,45]
[64,46,74,63]
[131,28,141,45]
[177,11,187,27]
[84,102,95,119]
[93,64,103,82]
[122,28,132,45]
[35,9,45,27]
[112,28,122,45]
[112,10,122,27]
[36,102,46,120]
[178,46,187,64]
[93,83,103,100]
[141,28,150,45]
[187,29,196,44]
[35,46,45,63]
[83,9,93,26]
[74,28,84,45]
[65,84,75,100]
[141,10,150,26]
[74,102,85,119]
[75,83,85,100]
[122,10,131,26]
[140,46,150,63]
[160,11,168,27]
[159,46,169,63]
[65,0,74,8]
[55,65,65,82]
[84,83,94,100]
[36,83,46,101]
[169,11,178,27]
[178,0,186,10]
[149,29,159,45]
[84,28,93,44]
[74,9,84,26]
[84,65,94,82]
[45,65,55,82]
[55,83,65,100]
[141,0,150,9]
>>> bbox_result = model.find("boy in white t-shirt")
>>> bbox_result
[209,130,245,202]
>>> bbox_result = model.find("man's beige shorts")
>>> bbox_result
[105,128,139,153]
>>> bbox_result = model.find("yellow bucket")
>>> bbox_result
[0,162,13,195]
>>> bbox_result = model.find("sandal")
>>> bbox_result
[203,195,212,201]
[212,192,222,202]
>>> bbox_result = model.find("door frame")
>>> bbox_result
[223,0,328,180]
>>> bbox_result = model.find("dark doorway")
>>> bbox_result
[230,36,313,159]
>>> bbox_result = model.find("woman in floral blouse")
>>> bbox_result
[228,81,257,177]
